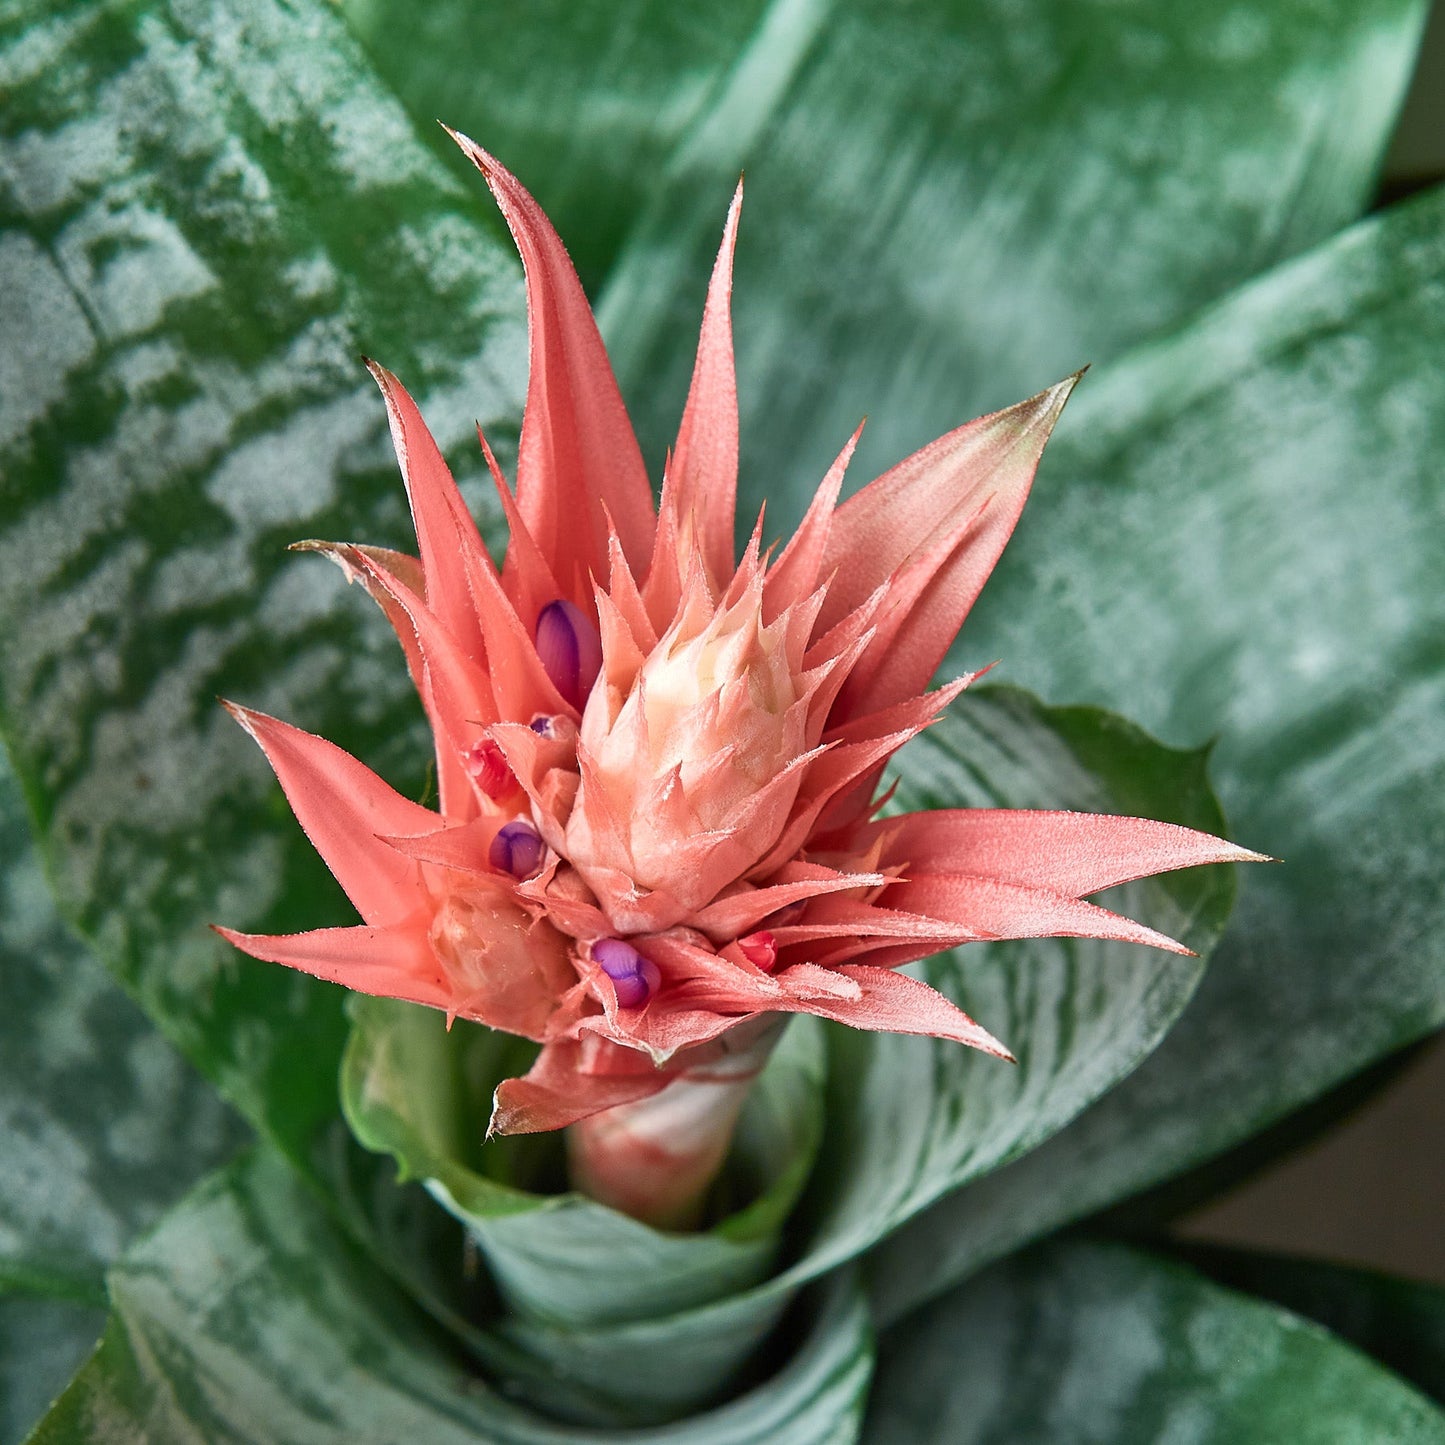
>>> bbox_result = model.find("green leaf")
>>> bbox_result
[343,999,825,1318]
[340,997,828,1424]
[343,0,1426,531]
[28,1150,874,1445]
[0,0,1256,1392]
[0,1293,104,1445]
[865,1239,1445,1444]
[0,751,245,1305]
[1177,1245,1445,1409]
[0,0,523,1171]
[801,688,1234,1286]
[337,0,755,295]
[871,182,1445,1323]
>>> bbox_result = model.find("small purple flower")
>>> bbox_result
[535,599,602,710]
[592,938,662,1009]
[489,820,546,880]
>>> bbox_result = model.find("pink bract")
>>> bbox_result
[217,133,1263,1149]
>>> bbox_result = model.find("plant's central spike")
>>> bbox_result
[215,133,1264,1227]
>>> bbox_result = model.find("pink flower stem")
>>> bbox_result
[565,1016,786,1230]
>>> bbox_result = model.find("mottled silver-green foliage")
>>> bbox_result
[2,0,1438,1435]
[342,0,1426,530]
[1179,1246,1445,1409]
[873,182,1445,1324]
[0,755,244,1303]
[802,689,1232,1284]
[0,0,525,1166]
[1,5,1234,1429]
[28,1151,873,1445]
[865,1240,1445,1444]
[0,1295,103,1445]
[343,1001,828,1424]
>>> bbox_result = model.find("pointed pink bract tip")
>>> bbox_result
[1029,371,1081,423]
[219,697,258,736]
[443,124,502,182]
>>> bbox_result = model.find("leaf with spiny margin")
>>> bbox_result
[864,1239,1445,1444]
[796,687,1236,1289]
[27,1150,874,1445]
[342,0,1425,533]
[0,752,246,1307]
[871,182,1445,1325]
[0,0,524,1181]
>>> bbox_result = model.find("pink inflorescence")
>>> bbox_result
[216,131,1264,1145]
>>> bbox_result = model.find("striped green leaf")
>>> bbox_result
[872,182,1445,1323]
[351,688,1236,1422]
[27,1151,873,1445]
[0,0,523,1171]
[340,0,1427,538]
[340,999,827,1424]
[0,752,244,1307]
[804,689,1235,1281]
[865,1239,1445,1443]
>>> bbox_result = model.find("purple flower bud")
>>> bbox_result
[528,714,558,738]
[489,820,545,880]
[535,599,603,711]
[592,937,662,1009]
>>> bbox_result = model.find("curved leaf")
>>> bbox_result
[28,1151,873,1445]
[343,1000,824,1318]
[0,0,523,1171]
[865,1239,1445,1443]
[873,181,1445,1323]
[340,0,1426,536]
[798,688,1236,1284]
[338,0,753,294]
[0,753,244,1305]
[341,997,827,1423]
[1178,1244,1445,1409]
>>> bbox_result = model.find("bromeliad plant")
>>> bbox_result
[217,136,1261,1234]
[3,0,1445,1442]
